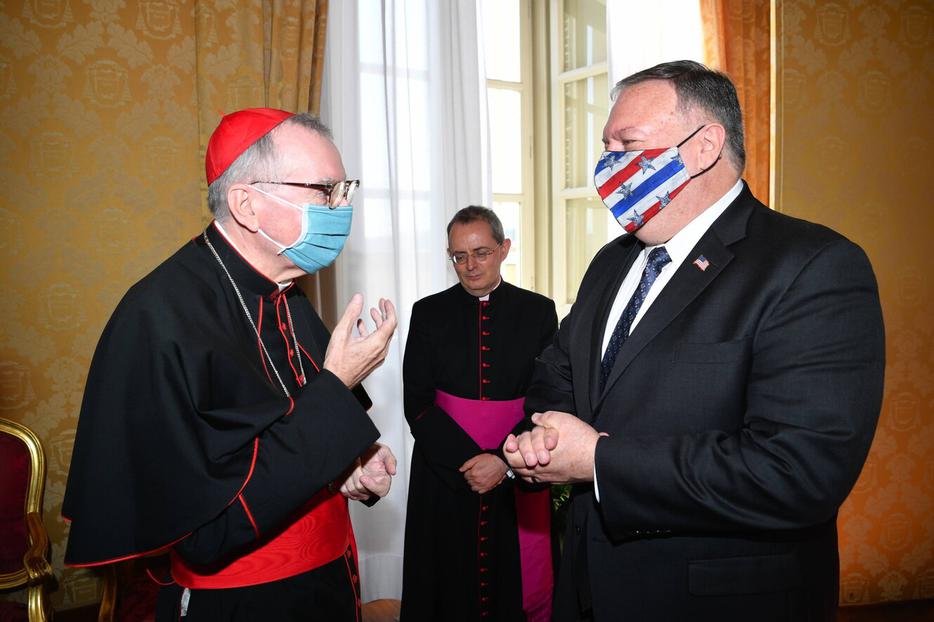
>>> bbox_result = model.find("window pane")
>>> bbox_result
[481,0,521,82]
[563,0,607,72]
[494,200,521,284]
[489,88,523,194]
[563,73,609,189]
[565,196,621,302]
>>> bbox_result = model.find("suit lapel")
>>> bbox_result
[565,239,640,425]
[593,187,755,413]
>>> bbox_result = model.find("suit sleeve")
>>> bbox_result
[403,302,483,490]
[498,298,561,447]
[594,238,885,538]
[525,299,577,416]
[173,369,378,568]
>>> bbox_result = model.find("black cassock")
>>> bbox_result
[63,223,379,621]
[401,281,557,622]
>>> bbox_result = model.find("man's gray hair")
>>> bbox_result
[447,205,505,245]
[612,60,745,172]
[207,113,334,220]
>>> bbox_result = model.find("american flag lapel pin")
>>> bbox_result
[692,255,710,271]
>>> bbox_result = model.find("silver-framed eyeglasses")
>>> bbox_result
[250,179,359,208]
[449,245,501,265]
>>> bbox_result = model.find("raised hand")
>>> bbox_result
[324,294,397,388]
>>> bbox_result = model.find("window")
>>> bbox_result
[550,0,610,313]
[480,1,704,311]
[544,0,704,315]
[481,0,533,287]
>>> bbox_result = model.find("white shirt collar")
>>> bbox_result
[478,278,503,301]
[646,179,743,266]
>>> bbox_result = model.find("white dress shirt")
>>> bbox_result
[600,180,743,354]
[593,180,743,500]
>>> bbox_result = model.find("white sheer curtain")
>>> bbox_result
[322,0,490,601]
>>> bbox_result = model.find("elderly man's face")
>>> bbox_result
[253,124,347,265]
[602,80,700,243]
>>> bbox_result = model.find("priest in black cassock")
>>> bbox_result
[63,109,398,622]
[401,206,558,622]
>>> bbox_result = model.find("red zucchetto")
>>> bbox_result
[205,108,294,185]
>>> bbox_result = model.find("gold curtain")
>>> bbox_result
[194,0,335,325]
[0,0,328,612]
[194,0,329,143]
[699,0,771,205]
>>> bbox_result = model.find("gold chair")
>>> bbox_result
[96,557,161,622]
[0,417,54,622]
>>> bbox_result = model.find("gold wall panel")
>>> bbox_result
[775,0,933,605]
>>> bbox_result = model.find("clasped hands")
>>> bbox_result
[460,453,509,495]
[339,443,397,501]
[503,411,605,484]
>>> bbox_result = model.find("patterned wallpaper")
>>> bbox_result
[775,0,933,604]
[0,0,324,612]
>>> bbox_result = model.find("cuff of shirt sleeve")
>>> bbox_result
[594,463,600,502]
[593,433,607,502]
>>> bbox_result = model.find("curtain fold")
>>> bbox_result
[307,0,329,118]
[699,0,771,204]
[193,0,334,319]
[323,0,489,601]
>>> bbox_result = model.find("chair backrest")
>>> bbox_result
[0,417,46,587]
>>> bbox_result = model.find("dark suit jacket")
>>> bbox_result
[526,184,885,621]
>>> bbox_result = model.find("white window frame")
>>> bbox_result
[549,0,609,316]
[486,0,536,290]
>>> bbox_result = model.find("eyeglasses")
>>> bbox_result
[449,245,501,265]
[250,179,360,208]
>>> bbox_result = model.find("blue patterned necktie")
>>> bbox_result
[600,246,672,389]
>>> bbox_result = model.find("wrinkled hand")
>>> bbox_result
[504,411,604,484]
[324,295,397,388]
[459,454,509,495]
[339,443,397,500]
[503,419,560,468]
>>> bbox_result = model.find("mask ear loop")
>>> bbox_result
[677,124,708,148]
[689,154,722,179]
[677,124,724,180]
[250,185,310,252]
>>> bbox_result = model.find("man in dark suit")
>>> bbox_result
[504,60,884,621]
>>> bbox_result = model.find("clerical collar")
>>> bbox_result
[212,220,293,291]
[479,278,502,302]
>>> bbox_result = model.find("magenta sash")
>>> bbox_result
[435,390,553,622]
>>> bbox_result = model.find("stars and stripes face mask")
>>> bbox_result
[594,125,718,233]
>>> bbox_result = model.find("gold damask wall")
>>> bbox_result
[0,0,325,612]
[775,0,933,604]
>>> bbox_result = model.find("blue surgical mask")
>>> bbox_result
[253,187,353,275]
